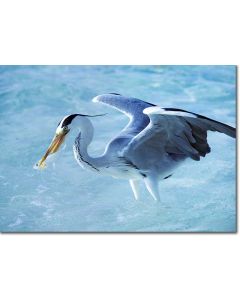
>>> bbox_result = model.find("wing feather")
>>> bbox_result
[123,106,236,163]
[93,95,235,164]
[93,93,154,135]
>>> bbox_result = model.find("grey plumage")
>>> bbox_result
[92,94,235,201]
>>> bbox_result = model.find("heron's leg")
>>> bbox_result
[144,176,160,201]
[129,179,140,200]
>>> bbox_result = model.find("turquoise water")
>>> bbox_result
[0,66,236,232]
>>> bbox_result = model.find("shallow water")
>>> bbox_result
[0,65,236,232]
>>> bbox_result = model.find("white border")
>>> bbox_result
[0,1,239,300]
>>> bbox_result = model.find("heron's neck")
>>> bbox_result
[73,117,100,171]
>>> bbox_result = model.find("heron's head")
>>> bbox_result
[35,114,79,169]
[35,113,105,170]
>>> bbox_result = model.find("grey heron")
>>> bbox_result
[36,93,236,201]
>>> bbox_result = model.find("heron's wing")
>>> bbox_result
[123,106,236,162]
[93,93,155,135]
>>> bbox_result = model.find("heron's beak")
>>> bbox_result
[36,130,69,169]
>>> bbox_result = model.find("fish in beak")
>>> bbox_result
[36,128,69,169]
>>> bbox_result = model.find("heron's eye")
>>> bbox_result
[63,126,69,133]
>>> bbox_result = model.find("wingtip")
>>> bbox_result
[92,93,122,103]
